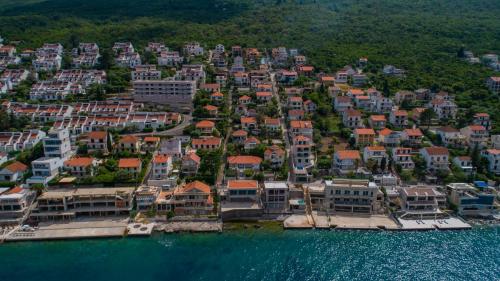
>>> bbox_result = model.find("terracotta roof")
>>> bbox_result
[64,157,94,167]
[336,150,361,160]
[486,149,500,155]
[192,137,221,146]
[118,158,142,168]
[474,113,489,118]
[393,110,408,116]
[120,135,139,143]
[245,136,261,144]
[294,135,311,142]
[144,136,160,143]
[437,126,458,133]
[288,109,305,116]
[232,130,248,137]
[366,146,386,151]
[241,117,257,124]
[265,145,285,156]
[3,161,28,173]
[203,105,218,111]
[88,131,107,139]
[183,152,201,164]
[289,96,303,102]
[5,186,23,195]
[299,66,314,72]
[153,154,171,164]
[467,125,486,131]
[349,89,364,95]
[345,109,361,117]
[290,120,312,129]
[239,95,251,101]
[182,180,211,193]
[211,92,224,97]
[227,155,263,165]
[370,115,386,122]
[423,146,449,155]
[196,120,215,128]
[355,128,375,135]
[404,128,423,137]
[321,76,335,82]
[265,118,280,125]
[228,180,258,190]
[256,92,272,97]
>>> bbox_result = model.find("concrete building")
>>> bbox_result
[227,180,259,203]
[0,186,36,225]
[264,182,289,210]
[419,147,449,172]
[133,79,197,113]
[324,179,383,214]
[28,157,64,186]
[30,187,135,221]
[43,128,72,160]
[447,183,496,217]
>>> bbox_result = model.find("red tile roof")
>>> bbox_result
[228,180,258,190]
[181,180,211,193]
[88,131,107,139]
[227,155,263,165]
[153,154,171,164]
[336,150,361,160]
[355,128,376,135]
[118,158,142,168]
[3,161,28,173]
[196,120,215,128]
[120,135,139,143]
[404,128,423,137]
[423,146,449,155]
[64,157,94,167]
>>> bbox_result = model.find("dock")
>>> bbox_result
[397,217,472,230]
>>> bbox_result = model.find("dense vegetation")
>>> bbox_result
[0,0,499,125]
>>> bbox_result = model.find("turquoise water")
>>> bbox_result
[0,227,499,281]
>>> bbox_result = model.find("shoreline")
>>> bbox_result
[2,218,498,243]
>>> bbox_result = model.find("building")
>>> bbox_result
[392,147,415,170]
[117,135,141,153]
[419,147,449,172]
[158,51,183,66]
[342,110,363,129]
[369,115,386,129]
[30,81,84,101]
[0,161,28,182]
[289,120,313,139]
[292,135,315,169]
[363,146,387,166]
[227,156,262,177]
[136,186,161,211]
[30,187,135,221]
[264,145,286,169]
[389,110,409,127]
[196,120,216,134]
[43,128,72,160]
[181,152,201,176]
[378,128,400,147]
[460,125,488,148]
[436,126,466,148]
[64,157,97,177]
[169,181,213,216]
[191,137,222,151]
[447,183,496,217]
[0,186,36,225]
[452,156,474,175]
[227,180,259,203]
[0,130,46,153]
[324,179,383,214]
[473,113,491,131]
[28,157,64,186]
[400,187,444,215]
[333,150,361,173]
[263,182,289,210]
[133,80,196,113]
[481,149,500,175]
[486,77,500,93]
[86,131,109,153]
[131,65,162,81]
[118,158,142,178]
[354,128,376,147]
[159,139,183,159]
[401,128,424,147]
[152,154,173,180]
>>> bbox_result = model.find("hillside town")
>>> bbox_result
[0,36,499,241]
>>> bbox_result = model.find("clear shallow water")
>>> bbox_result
[0,227,499,281]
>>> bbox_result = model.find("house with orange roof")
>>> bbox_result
[210,91,224,102]
[226,180,259,202]
[347,88,364,97]
[200,83,220,93]
[436,126,466,148]
[419,147,449,172]
[369,115,386,129]
[181,152,201,176]
[392,147,414,170]
[452,156,474,175]
[228,155,262,177]
[481,149,500,175]
[472,113,491,130]
[87,131,110,153]
[191,137,222,151]
[264,145,286,168]
[118,135,141,153]
[389,109,409,127]
[241,116,257,131]
[292,135,315,170]
[233,72,249,87]
[203,104,218,116]
[231,130,248,144]
[142,136,160,152]
[64,157,97,177]
[297,65,314,77]
[256,83,273,93]
[401,128,424,147]
[256,91,273,103]
[152,154,172,179]
[287,96,303,110]
[354,128,376,147]
[244,136,261,151]
[289,120,313,138]
[333,150,361,173]
[363,146,387,166]
[288,109,305,121]
[328,85,342,97]
[321,76,335,87]
[460,125,488,148]
[0,161,28,182]
[0,186,36,224]
[304,100,317,113]
[169,181,213,216]
[264,118,280,132]
[239,95,252,105]
[118,158,142,178]
[378,128,400,147]
[277,70,298,85]
[342,109,363,129]
[195,120,215,134]
[354,95,371,110]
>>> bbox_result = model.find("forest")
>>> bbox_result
[0,0,499,126]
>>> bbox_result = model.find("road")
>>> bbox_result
[215,88,233,188]
[127,114,193,138]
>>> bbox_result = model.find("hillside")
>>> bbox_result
[0,0,499,125]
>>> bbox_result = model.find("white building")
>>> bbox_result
[133,79,196,113]
[43,128,72,160]
[263,182,289,210]
[324,179,383,214]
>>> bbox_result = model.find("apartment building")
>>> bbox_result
[133,79,196,113]
[324,179,383,214]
